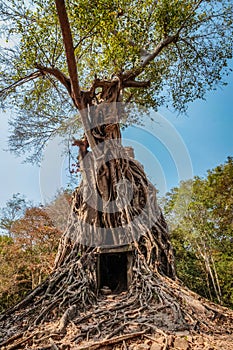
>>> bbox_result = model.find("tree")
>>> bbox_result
[0,201,62,312]
[11,207,62,287]
[0,0,233,348]
[0,235,27,312]
[164,158,233,308]
[0,193,29,236]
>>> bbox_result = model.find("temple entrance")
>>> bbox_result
[99,253,127,292]
[96,245,133,293]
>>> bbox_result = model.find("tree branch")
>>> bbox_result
[35,64,72,96]
[89,78,117,96]
[123,35,178,81]
[89,77,150,97]
[122,0,205,82]
[177,0,204,35]
[0,71,42,98]
[122,80,151,88]
[180,38,209,77]
[55,0,81,108]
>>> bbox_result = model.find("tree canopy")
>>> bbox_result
[0,193,66,312]
[0,0,232,162]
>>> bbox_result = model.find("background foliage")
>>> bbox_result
[163,157,233,308]
[0,194,69,312]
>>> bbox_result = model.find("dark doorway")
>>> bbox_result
[98,253,128,293]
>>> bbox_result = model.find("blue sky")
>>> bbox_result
[0,62,232,208]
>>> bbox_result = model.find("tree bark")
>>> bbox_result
[54,80,176,281]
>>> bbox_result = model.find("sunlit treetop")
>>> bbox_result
[0,0,232,161]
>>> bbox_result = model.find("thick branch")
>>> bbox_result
[55,0,81,107]
[88,77,150,98]
[90,78,115,90]
[122,80,151,88]
[54,0,98,152]
[35,64,72,96]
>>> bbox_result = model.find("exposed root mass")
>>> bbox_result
[1,253,233,349]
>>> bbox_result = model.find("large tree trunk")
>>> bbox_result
[1,82,233,349]
[54,81,175,280]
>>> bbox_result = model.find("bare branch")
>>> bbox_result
[55,0,81,107]
[74,21,99,51]
[0,71,42,98]
[177,0,204,35]
[180,38,209,77]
